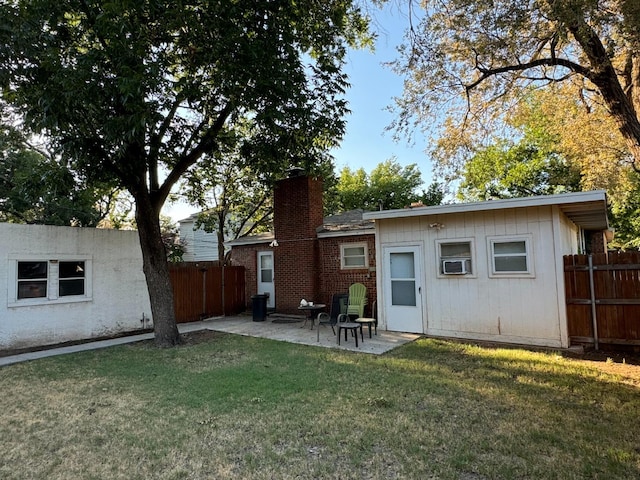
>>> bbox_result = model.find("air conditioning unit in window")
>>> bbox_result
[442,259,467,275]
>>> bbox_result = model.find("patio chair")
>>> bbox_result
[317,293,348,335]
[336,313,363,347]
[346,282,367,319]
[354,300,378,338]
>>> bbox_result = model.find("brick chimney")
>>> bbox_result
[272,171,324,313]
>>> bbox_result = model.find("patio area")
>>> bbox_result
[200,314,420,354]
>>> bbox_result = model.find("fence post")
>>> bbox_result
[588,255,599,350]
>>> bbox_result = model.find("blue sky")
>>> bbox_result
[331,3,432,180]
[165,4,431,221]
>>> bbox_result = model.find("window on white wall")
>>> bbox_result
[59,261,86,296]
[17,261,48,299]
[488,236,534,277]
[10,257,91,306]
[340,243,368,269]
[437,240,473,276]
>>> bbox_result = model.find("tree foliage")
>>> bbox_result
[334,159,442,211]
[458,126,582,201]
[0,0,370,346]
[0,121,116,225]
[393,0,640,169]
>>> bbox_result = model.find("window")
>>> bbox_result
[9,257,91,306]
[437,240,473,276]
[340,243,368,269]
[59,261,86,296]
[488,236,534,277]
[17,261,48,299]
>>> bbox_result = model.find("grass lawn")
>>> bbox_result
[1,331,639,480]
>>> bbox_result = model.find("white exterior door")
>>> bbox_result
[383,245,424,333]
[257,251,275,309]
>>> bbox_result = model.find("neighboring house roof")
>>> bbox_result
[363,190,609,231]
[177,212,201,223]
[227,232,275,246]
[317,209,375,238]
[228,209,374,246]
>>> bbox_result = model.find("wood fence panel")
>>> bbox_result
[564,255,592,338]
[564,252,640,347]
[169,263,245,323]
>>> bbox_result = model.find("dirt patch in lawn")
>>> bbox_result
[574,349,640,386]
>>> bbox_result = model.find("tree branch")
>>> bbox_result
[466,57,592,93]
[155,103,233,208]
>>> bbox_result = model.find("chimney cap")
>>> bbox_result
[286,167,305,178]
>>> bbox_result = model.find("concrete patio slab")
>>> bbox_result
[202,315,420,355]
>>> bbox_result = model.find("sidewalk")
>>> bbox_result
[1,315,420,366]
[0,319,212,367]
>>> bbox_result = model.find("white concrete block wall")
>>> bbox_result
[0,223,152,350]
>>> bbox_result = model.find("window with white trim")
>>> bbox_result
[340,243,368,269]
[437,239,473,276]
[59,261,86,296]
[9,257,91,306]
[17,261,48,299]
[488,235,534,276]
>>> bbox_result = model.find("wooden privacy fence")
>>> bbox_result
[564,252,640,349]
[169,262,245,323]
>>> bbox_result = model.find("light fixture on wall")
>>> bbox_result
[429,222,445,230]
[269,239,279,247]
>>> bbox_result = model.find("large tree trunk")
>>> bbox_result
[135,191,181,347]
[565,13,640,165]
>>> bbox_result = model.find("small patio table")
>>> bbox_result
[298,304,326,341]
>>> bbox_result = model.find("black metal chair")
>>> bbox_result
[336,313,363,347]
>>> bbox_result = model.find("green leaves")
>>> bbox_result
[334,159,440,211]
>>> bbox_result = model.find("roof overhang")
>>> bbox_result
[317,228,375,239]
[363,190,609,230]
[228,232,274,247]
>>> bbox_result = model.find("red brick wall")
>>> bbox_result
[317,234,377,317]
[231,175,326,314]
[229,243,269,309]
[274,175,324,240]
[231,175,378,315]
[271,175,324,313]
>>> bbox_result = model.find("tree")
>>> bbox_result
[0,0,370,346]
[458,130,582,201]
[182,153,277,265]
[0,120,116,225]
[392,0,640,168]
[334,159,440,211]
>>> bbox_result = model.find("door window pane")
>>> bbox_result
[390,252,415,278]
[391,280,416,306]
[260,255,273,270]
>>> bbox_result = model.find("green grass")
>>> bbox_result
[1,333,638,479]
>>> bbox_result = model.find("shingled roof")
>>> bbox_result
[316,209,375,237]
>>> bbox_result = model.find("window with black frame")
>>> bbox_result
[17,261,48,299]
[59,261,86,296]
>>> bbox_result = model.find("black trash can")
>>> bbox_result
[251,294,267,322]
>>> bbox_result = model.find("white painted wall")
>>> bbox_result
[179,220,220,262]
[374,205,580,348]
[0,223,152,350]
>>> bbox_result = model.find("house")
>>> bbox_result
[178,212,221,262]
[230,171,376,314]
[1,223,152,351]
[363,191,609,348]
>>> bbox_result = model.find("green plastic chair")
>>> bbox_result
[346,283,367,318]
